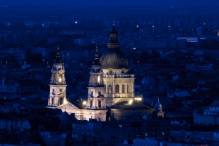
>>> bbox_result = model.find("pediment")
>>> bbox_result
[57,102,79,110]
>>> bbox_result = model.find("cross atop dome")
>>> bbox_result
[110,21,118,35]
[95,45,99,59]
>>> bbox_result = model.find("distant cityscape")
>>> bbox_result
[0,4,219,146]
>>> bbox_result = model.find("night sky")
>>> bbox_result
[1,0,219,8]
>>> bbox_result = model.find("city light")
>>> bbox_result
[134,97,142,101]
[97,76,100,84]
[136,25,139,28]
[129,100,133,105]
[75,21,78,24]
[63,98,68,104]
[83,101,87,105]
[59,76,62,82]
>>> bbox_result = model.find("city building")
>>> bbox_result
[194,100,219,125]
[47,26,157,121]
[72,120,171,143]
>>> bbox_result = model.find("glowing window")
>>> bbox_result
[59,75,62,82]
[97,76,100,84]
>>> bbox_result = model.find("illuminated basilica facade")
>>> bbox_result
[48,26,159,121]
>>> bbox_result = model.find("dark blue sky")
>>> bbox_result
[1,0,219,7]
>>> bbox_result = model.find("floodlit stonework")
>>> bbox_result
[48,45,67,107]
[48,26,156,121]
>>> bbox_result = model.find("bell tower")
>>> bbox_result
[48,45,67,107]
[87,47,106,109]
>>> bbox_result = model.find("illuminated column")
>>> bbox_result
[94,75,97,84]
[125,83,127,93]
[62,73,65,82]
[55,73,58,83]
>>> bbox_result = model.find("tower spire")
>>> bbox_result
[93,45,100,65]
[95,45,98,58]
[54,44,62,63]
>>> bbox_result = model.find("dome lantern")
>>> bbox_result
[101,25,129,70]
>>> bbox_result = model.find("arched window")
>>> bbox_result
[98,100,101,108]
[108,85,112,93]
[52,98,54,105]
[90,100,93,107]
[115,84,119,93]
[122,84,125,93]
[97,76,100,84]
[90,91,93,97]
[59,74,62,82]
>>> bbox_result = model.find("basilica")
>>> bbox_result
[47,26,163,121]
